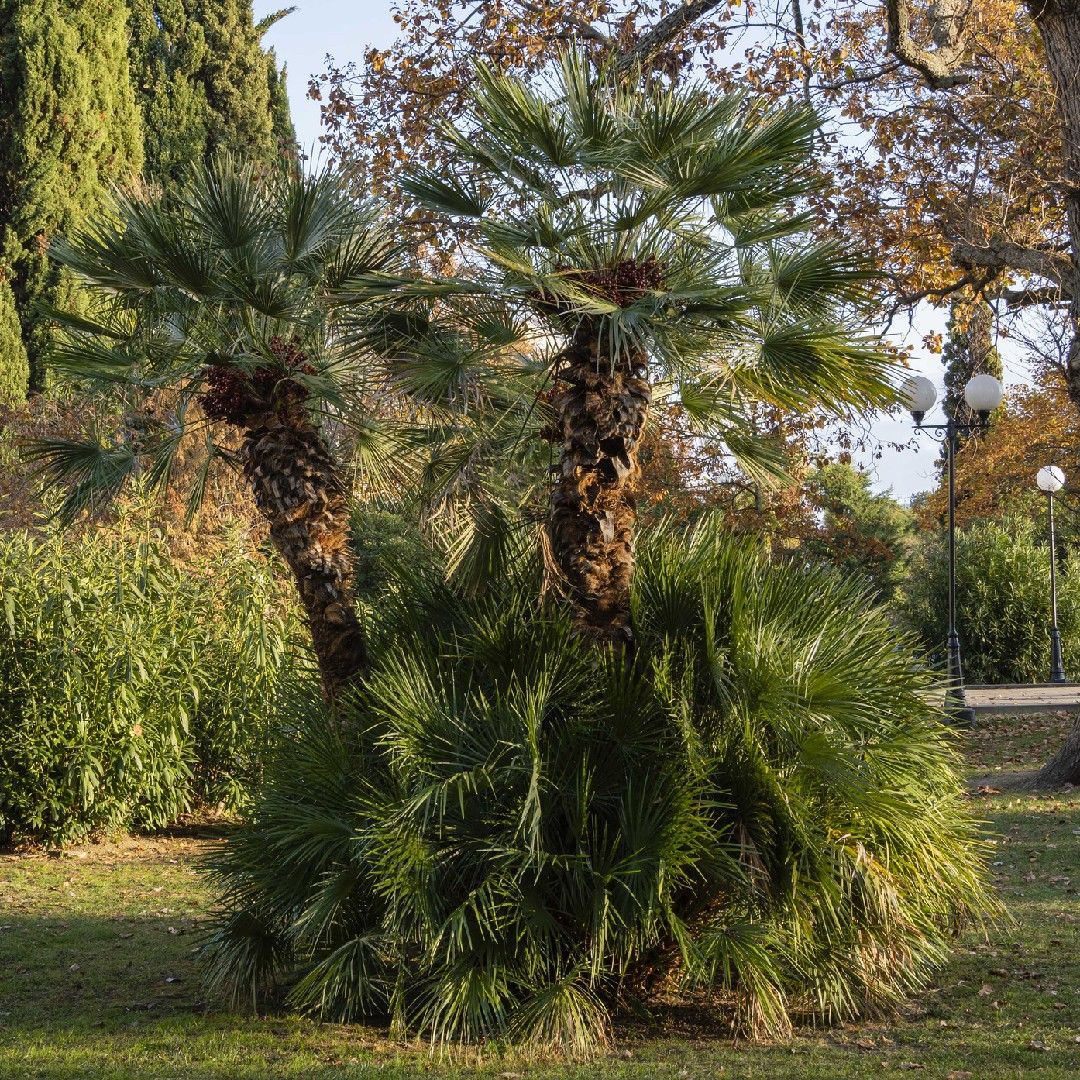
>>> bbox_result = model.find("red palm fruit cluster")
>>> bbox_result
[200,336,315,426]
[575,256,666,306]
[534,256,667,315]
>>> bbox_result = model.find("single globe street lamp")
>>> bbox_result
[903,372,1004,717]
[1036,465,1068,684]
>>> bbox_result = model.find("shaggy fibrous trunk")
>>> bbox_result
[1026,1,1080,788]
[547,329,651,649]
[242,410,368,699]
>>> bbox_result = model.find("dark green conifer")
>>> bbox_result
[0,0,143,396]
[267,52,298,158]
[129,1,297,188]
[0,2,297,401]
[0,281,27,405]
[127,1,212,189]
[941,298,1004,452]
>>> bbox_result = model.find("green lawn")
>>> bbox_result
[2,715,1078,1080]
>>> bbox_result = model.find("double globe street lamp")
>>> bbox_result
[1036,465,1068,684]
[903,372,1004,716]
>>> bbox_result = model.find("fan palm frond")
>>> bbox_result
[204,520,992,1050]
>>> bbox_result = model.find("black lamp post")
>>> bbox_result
[903,373,1004,718]
[1036,465,1068,684]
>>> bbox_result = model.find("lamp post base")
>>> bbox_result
[1049,626,1067,684]
[945,630,972,724]
[947,630,963,687]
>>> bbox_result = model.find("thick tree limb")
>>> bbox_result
[615,0,727,74]
[884,0,972,88]
[951,238,1074,291]
[513,2,614,48]
[997,284,1073,309]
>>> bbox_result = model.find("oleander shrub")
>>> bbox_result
[0,530,303,844]
[204,520,990,1053]
[897,517,1080,684]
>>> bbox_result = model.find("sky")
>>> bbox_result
[254,1,1034,506]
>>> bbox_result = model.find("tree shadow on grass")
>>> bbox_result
[2,792,1078,1080]
[0,910,398,1080]
[2,906,1078,1080]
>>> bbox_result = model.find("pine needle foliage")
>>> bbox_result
[203,521,990,1052]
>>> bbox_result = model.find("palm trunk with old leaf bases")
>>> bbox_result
[242,411,368,699]
[202,353,368,700]
[547,324,651,649]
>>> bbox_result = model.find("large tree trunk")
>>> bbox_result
[1028,0,1080,409]
[547,330,651,649]
[242,411,368,699]
[1025,715,1080,788]
[1024,2,1080,787]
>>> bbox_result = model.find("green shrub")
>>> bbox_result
[204,521,990,1053]
[897,517,1080,684]
[0,530,302,844]
[349,507,440,601]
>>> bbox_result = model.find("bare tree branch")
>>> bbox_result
[615,0,728,75]
[951,237,1074,291]
[884,0,972,89]
[889,270,985,317]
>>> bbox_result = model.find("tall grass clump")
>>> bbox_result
[204,521,990,1053]
[0,530,302,844]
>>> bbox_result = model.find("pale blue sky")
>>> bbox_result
[255,1,1033,504]
[256,1,399,158]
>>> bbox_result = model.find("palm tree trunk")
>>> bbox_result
[1023,1,1080,789]
[547,330,651,648]
[241,412,367,699]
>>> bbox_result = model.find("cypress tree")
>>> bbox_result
[0,281,27,406]
[0,0,143,397]
[0,1,296,401]
[940,297,1004,455]
[267,51,298,158]
[127,1,212,190]
[129,1,296,189]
